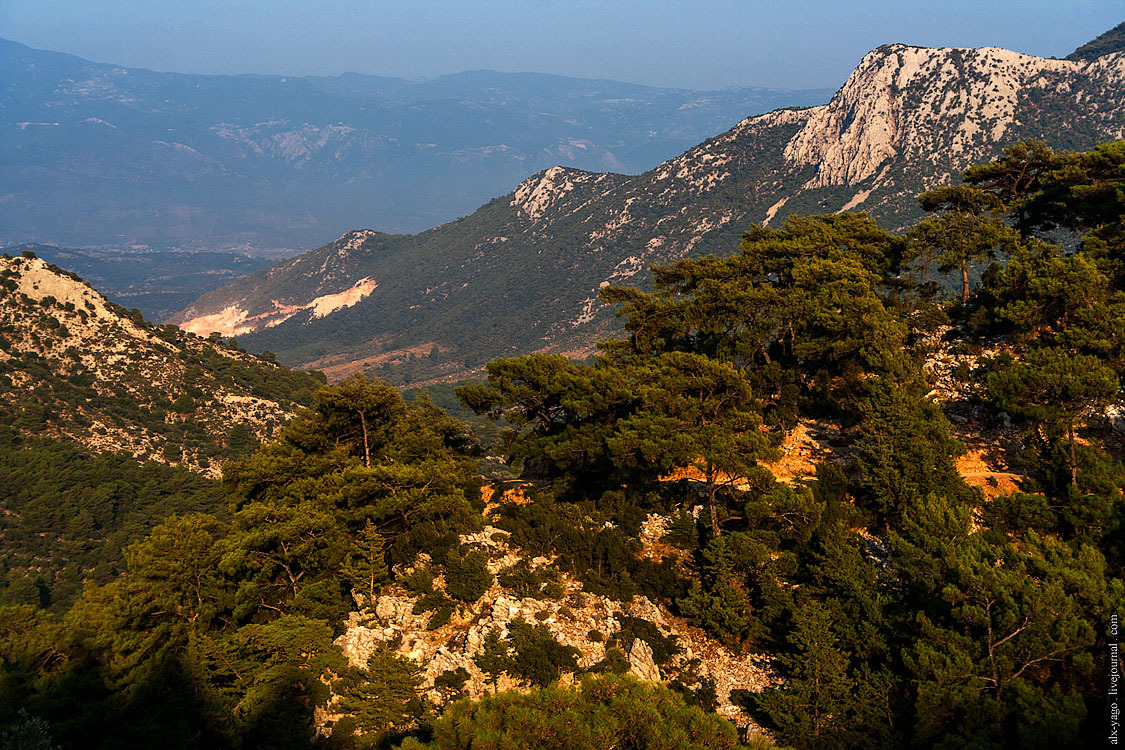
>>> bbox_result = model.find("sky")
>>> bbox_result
[1,1,1121,91]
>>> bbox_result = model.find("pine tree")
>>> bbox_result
[908,185,1019,302]
[340,519,389,605]
[339,647,422,735]
[316,372,404,467]
[988,348,1118,485]
[753,602,855,748]
[474,627,513,695]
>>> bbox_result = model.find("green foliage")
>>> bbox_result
[491,496,684,604]
[0,372,483,748]
[0,710,61,750]
[338,647,423,736]
[0,428,226,610]
[223,376,482,574]
[226,423,259,458]
[498,559,561,598]
[664,507,701,548]
[123,513,230,626]
[426,605,454,630]
[5,142,1124,750]
[908,185,1019,302]
[593,645,631,675]
[988,348,1118,485]
[979,492,1056,537]
[474,627,514,693]
[609,352,777,538]
[1066,21,1125,61]
[507,618,581,687]
[988,348,1118,431]
[443,550,492,603]
[433,667,470,702]
[340,520,390,604]
[854,376,974,523]
[317,372,404,467]
[412,588,452,616]
[752,602,856,748]
[402,566,436,595]
[398,675,753,750]
[615,615,681,666]
[171,393,196,413]
[458,353,636,490]
[903,533,1110,749]
[678,565,758,649]
[600,213,909,426]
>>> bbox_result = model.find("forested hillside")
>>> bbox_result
[0,254,325,611]
[174,39,1125,386]
[2,142,1121,749]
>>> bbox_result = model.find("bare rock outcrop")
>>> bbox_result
[333,526,773,727]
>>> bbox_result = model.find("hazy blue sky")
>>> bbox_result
[2,1,1120,90]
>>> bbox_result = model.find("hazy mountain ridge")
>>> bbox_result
[0,37,831,249]
[174,39,1125,384]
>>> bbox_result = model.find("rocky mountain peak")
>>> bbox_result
[336,229,381,253]
[783,43,1110,189]
[510,166,625,223]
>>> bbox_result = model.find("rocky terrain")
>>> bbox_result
[174,35,1125,385]
[0,251,322,475]
[328,522,773,736]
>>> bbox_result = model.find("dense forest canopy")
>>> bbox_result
[1,141,1123,749]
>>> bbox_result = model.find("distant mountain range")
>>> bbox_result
[0,37,831,250]
[171,26,1125,385]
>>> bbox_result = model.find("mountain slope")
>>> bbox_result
[1067,21,1125,61]
[0,251,323,475]
[0,37,830,249]
[174,40,1125,384]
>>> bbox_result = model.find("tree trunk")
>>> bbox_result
[1068,422,1078,487]
[961,262,970,303]
[707,466,721,538]
[708,495,721,539]
[360,410,370,468]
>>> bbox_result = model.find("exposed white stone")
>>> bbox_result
[783,45,1113,190]
[628,639,661,682]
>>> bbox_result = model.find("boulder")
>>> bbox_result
[1106,402,1125,433]
[629,639,661,682]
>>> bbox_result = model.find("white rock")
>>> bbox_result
[628,639,661,682]
[1106,402,1125,433]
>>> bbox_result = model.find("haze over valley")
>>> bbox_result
[0,37,831,251]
